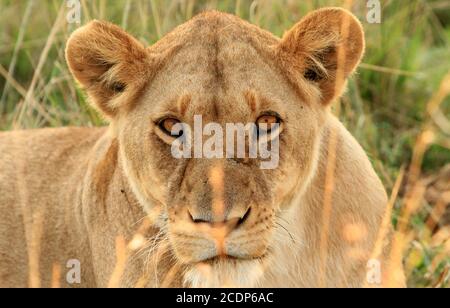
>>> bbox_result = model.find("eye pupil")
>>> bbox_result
[159,118,182,137]
[164,119,176,131]
[257,115,278,127]
[256,113,281,138]
[259,116,276,125]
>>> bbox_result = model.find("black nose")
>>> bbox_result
[188,207,252,229]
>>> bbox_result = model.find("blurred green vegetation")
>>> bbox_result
[0,0,449,288]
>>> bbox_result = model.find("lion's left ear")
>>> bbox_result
[278,7,365,105]
[66,20,152,118]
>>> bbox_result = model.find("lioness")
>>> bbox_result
[0,8,404,288]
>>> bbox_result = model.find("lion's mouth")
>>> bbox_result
[184,255,269,288]
[199,252,269,264]
[201,255,239,264]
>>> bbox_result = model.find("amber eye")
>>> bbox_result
[257,115,278,126]
[256,113,282,137]
[158,118,182,137]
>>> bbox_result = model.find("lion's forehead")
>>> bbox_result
[139,12,304,118]
[143,41,297,117]
[147,11,283,87]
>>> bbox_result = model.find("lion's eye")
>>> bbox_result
[256,113,281,136]
[158,118,182,137]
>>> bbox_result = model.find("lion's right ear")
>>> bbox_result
[278,8,365,106]
[66,21,151,118]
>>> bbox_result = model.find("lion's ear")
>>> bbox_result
[66,20,151,117]
[278,7,365,105]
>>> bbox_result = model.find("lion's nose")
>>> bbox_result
[188,207,252,231]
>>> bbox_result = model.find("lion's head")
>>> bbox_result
[66,8,365,287]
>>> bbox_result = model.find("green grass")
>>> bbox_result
[0,0,449,288]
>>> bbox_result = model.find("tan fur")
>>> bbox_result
[0,8,404,288]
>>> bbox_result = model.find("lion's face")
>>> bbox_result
[117,17,323,284]
[66,9,364,287]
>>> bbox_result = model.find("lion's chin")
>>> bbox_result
[183,258,266,288]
